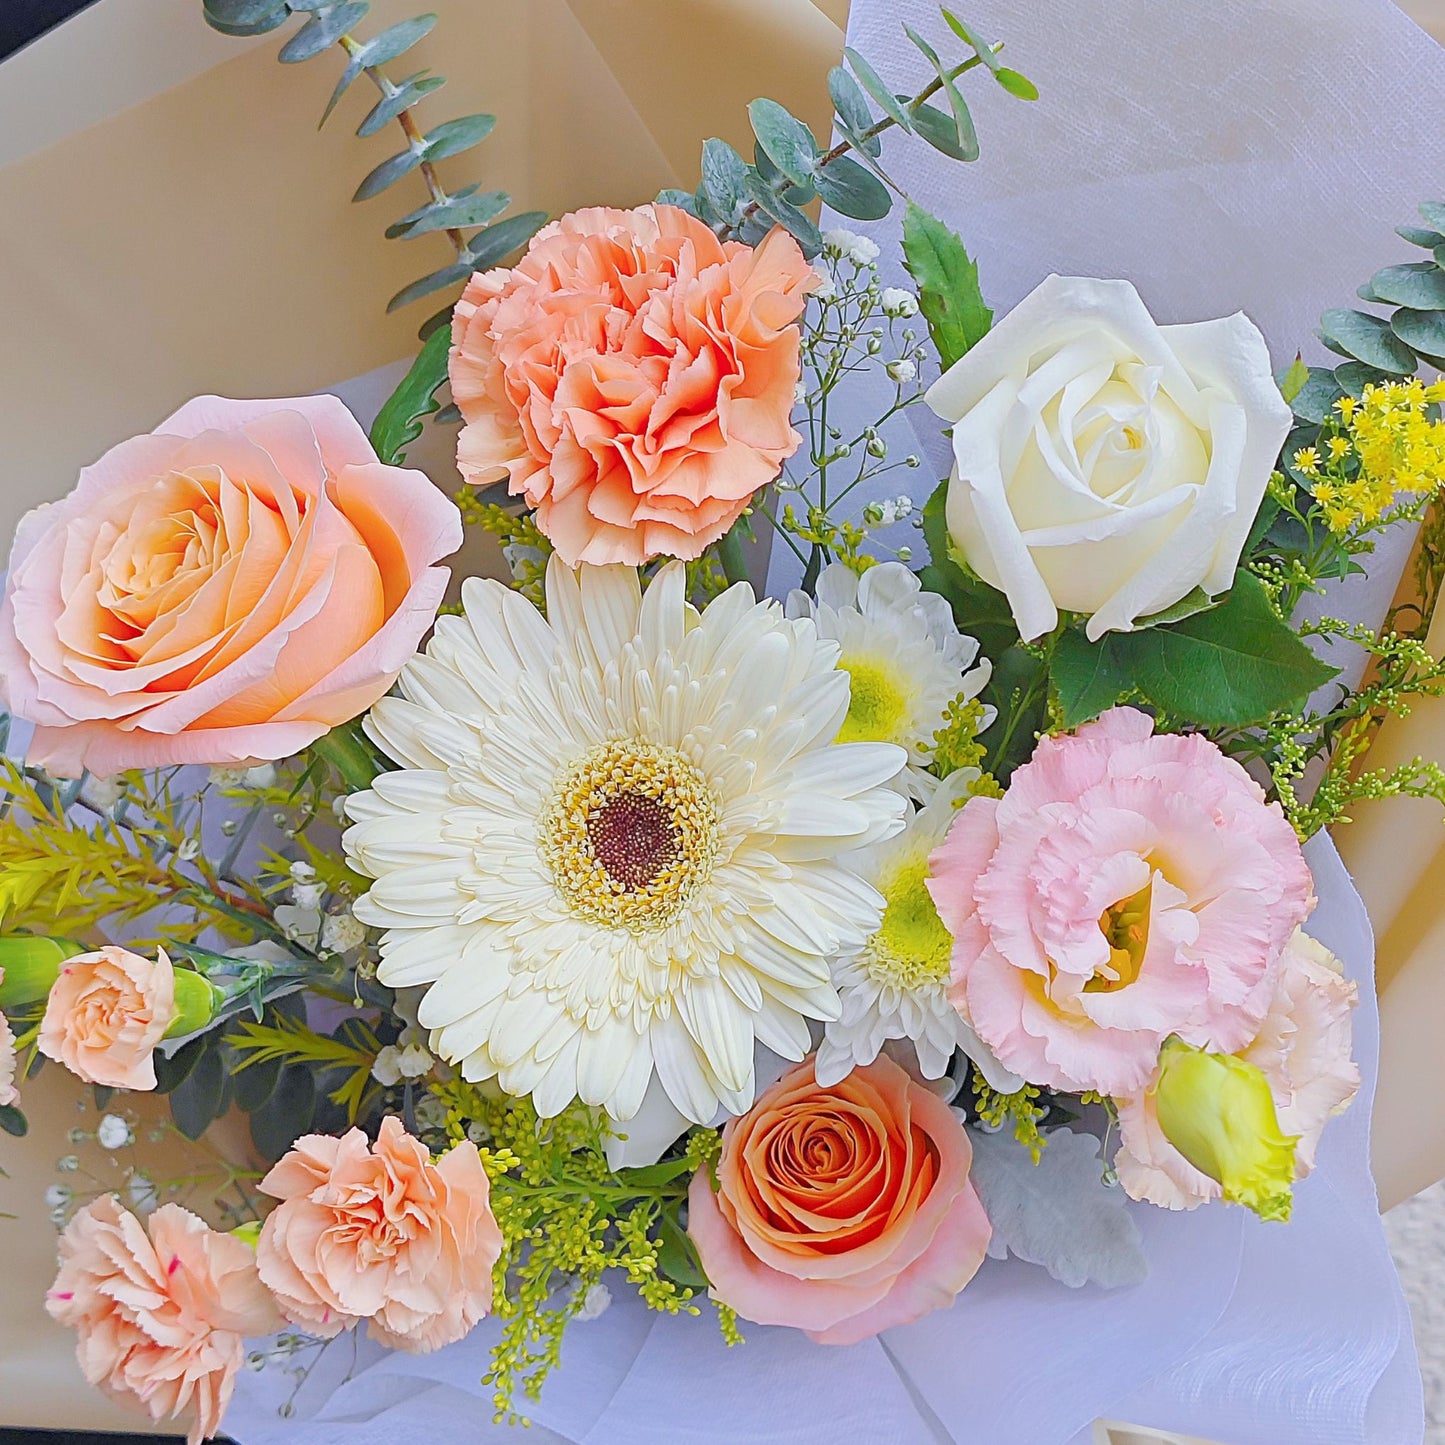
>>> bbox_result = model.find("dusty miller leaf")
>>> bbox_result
[969,1126,1148,1289]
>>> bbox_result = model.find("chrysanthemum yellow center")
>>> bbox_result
[540,738,722,934]
[837,655,911,745]
[1086,881,1153,993]
[863,855,952,990]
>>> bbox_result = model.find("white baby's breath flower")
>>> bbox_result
[273,904,321,948]
[209,765,247,788]
[811,272,837,302]
[45,1184,71,1210]
[96,1114,132,1150]
[886,358,918,384]
[849,235,881,266]
[822,228,860,259]
[880,287,918,317]
[371,1046,404,1087]
[347,557,906,1127]
[291,882,326,911]
[817,779,1022,1090]
[320,910,365,955]
[126,1173,159,1214]
[573,1280,612,1321]
[787,562,994,799]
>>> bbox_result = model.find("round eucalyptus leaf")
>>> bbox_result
[912,101,972,162]
[748,98,819,188]
[1391,307,1445,359]
[462,211,548,270]
[422,113,497,163]
[1317,308,1416,375]
[828,67,881,157]
[353,146,425,203]
[1419,201,1445,232]
[1368,262,1445,310]
[357,73,446,139]
[1333,360,1391,396]
[656,188,703,220]
[814,154,891,220]
[1396,224,1445,249]
[362,13,438,68]
[742,172,822,255]
[203,0,288,25]
[701,138,749,220]
[388,188,508,239]
[1289,367,1346,425]
[279,2,370,63]
[249,1064,318,1163]
[203,4,291,36]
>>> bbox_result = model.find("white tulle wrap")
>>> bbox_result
[223,1,1445,1439]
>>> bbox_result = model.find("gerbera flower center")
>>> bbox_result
[837,655,912,745]
[1086,880,1154,993]
[540,738,722,934]
[863,856,953,990]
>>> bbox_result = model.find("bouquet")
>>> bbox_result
[2,4,1443,1441]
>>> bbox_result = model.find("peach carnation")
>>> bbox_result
[928,706,1314,1097]
[46,1196,281,1445]
[256,1116,501,1352]
[687,1054,991,1345]
[38,946,176,1091]
[450,204,813,565]
[0,394,462,777]
[1116,928,1360,1210]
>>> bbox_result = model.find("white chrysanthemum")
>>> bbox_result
[346,557,906,1126]
[787,562,993,798]
[815,777,1021,1091]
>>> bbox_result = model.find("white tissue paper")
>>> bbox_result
[225,1,1441,1438]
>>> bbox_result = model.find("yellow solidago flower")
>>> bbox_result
[1152,1036,1299,1222]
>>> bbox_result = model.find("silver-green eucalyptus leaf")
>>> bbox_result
[361,14,437,67]
[387,259,475,313]
[388,187,508,239]
[422,113,497,163]
[747,98,819,188]
[357,72,446,137]
[279,1,369,62]
[844,45,912,132]
[463,211,549,270]
[353,145,426,202]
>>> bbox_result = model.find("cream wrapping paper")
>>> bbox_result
[0,0,1440,1436]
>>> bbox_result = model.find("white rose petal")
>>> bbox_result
[925,274,1292,641]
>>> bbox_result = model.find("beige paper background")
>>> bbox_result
[0,0,1441,1434]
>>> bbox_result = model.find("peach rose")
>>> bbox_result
[46,1196,281,1445]
[256,1116,501,1352]
[39,946,176,1091]
[450,204,813,566]
[0,394,463,777]
[687,1055,991,1345]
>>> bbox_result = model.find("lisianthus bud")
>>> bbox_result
[1153,1037,1299,1222]
[0,935,86,1009]
[164,968,225,1041]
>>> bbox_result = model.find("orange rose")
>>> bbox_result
[450,204,814,566]
[688,1055,992,1345]
[256,1116,501,1352]
[46,1197,281,1445]
[38,946,177,1091]
[0,394,462,777]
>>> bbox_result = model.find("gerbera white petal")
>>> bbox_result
[791,561,993,798]
[0,1008,17,1108]
[348,555,905,1127]
[818,778,1022,1090]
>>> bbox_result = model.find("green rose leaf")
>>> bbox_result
[369,324,452,463]
[1051,572,1338,730]
[902,202,992,370]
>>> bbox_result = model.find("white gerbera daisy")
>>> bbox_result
[346,557,906,1127]
[0,1007,17,1108]
[815,776,1021,1091]
[787,562,993,798]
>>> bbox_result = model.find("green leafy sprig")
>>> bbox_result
[200,0,546,323]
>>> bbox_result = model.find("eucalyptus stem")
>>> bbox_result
[338,32,466,260]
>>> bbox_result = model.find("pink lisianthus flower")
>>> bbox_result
[1115,928,1360,1210]
[46,1196,281,1445]
[927,707,1313,1096]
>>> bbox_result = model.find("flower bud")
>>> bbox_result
[1152,1036,1299,1222]
[0,935,86,1009]
[163,969,224,1041]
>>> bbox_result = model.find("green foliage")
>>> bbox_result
[368,323,451,461]
[433,1082,725,1422]
[674,8,1036,253]
[200,1,544,325]
[1051,573,1337,730]
[226,1010,381,1126]
[901,202,992,370]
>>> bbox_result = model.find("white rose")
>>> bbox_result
[925,275,1292,641]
